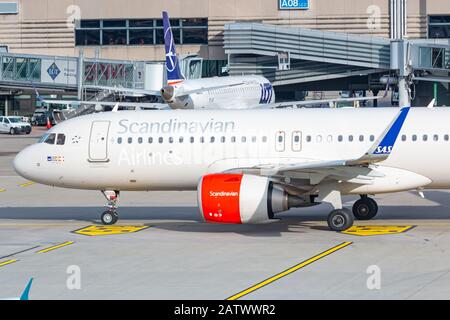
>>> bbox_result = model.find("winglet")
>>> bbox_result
[112,102,120,112]
[162,11,184,85]
[20,278,33,300]
[371,106,410,156]
[352,107,410,164]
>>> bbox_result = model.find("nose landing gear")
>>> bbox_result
[101,190,120,225]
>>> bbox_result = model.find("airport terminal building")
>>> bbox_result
[0,0,449,115]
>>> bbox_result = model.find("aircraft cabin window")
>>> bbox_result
[221,136,225,143]
[190,137,194,143]
[401,135,406,141]
[148,137,153,144]
[445,134,449,141]
[370,135,375,142]
[338,135,343,142]
[169,137,174,143]
[262,136,267,143]
[359,135,364,142]
[433,134,439,141]
[200,137,205,143]
[210,136,215,143]
[231,136,236,143]
[128,137,133,144]
[138,137,143,144]
[158,137,163,144]
[294,135,300,143]
[117,137,122,144]
[327,135,332,142]
[423,134,428,141]
[242,136,247,143]
[316,135,322,143]
[412,134,417,141]
[56,134,66,145]
[44,133,56,145]
[179,137,184,143]
[252,136,257,143]
[306,135,311,142]
[348,135,354,142]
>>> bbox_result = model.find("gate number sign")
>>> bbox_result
[279,0,309,10]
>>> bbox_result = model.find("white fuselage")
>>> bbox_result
[167,75,275,109]
[13,108,450,195]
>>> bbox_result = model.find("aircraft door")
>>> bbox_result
[275,131,285,152]
[89,120,110,162]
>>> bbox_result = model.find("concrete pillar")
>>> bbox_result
[398,78,410,107]
[77,49,84,101]
[4,96,8,116]
[372,90,379,107]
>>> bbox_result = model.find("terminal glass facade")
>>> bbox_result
[429,16,450,38]
[75,18,208,46]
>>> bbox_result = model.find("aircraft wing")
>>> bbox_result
[227,107,410,185]
[176,82,245,97]
[268,95,384,109]
[89,101,170,110]
[83,85,161,97]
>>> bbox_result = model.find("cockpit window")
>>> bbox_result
[44,133,56,145]
[56,134,66,145]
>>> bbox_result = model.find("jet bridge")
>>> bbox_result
[224,23,391,88]
[224,22,450,106]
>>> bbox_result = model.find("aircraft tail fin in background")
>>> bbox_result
[19,278,33,300]
[162,11,184,85]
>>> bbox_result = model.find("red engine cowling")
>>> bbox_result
[197,174,292,224]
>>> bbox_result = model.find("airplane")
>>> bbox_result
[95,11,275,110]
[1,278,33,300]
[13,105,446,231]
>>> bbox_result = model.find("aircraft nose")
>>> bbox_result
[13,146,36,180]
[160,86,174,101]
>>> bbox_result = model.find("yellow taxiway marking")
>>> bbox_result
[342,225,415,236]
[19,181,35,188]
[0,188,5,192]
[72,225,149,236]
[226,241,352,300]
[0,259,17,268]
[37,241,74,254]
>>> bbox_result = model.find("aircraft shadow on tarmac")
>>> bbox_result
[1,190,450,236]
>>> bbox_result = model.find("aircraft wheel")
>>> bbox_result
[101,210,118,225]
[327,209,354,232]
[353,197,378,220]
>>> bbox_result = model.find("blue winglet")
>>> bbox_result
[372,107,410,155]
[20,278,33,300]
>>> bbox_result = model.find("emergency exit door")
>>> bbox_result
[89,120,110,162]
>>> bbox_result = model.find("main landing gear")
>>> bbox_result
[101,190,120,225]
[327,208,354,232]
[316,184,354,232]
[352,195,378,220]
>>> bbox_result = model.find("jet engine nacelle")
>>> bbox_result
[197,174,299,224]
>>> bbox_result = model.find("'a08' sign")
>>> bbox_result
[279,0,309,10]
